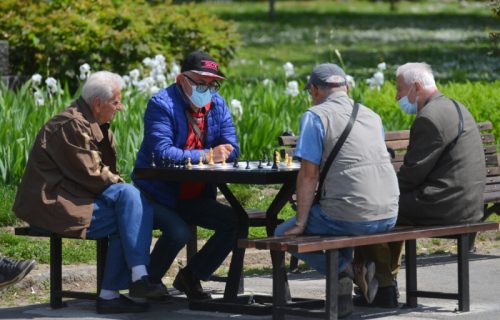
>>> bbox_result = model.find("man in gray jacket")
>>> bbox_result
[354,62,486,308]
[275,64,400,314]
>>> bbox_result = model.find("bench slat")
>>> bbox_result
[239,222,499,253]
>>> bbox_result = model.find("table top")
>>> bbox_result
[134,160,300,184]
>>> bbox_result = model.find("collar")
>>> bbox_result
[423,91,444,108]
[323,90,350,105]
[76,97,104,142]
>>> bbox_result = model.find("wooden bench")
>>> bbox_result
[238,121,500,319]
[14,226,107,308]
[238,222,499,320]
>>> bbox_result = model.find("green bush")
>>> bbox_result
[0,0,239,82]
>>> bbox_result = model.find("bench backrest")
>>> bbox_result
[279,121,498,176]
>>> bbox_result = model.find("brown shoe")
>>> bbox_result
[173,268,212,300]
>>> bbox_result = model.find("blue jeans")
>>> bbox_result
[275,204,397,276]
[87,184,153,291]
[148,197,246,282]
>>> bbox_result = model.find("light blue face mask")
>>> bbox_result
[189,85,212,108]
[398,86,418,114]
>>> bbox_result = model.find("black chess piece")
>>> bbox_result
[267,155,272,166]
[169,158,175,168]
[151,152,156,168]
[182,158,187,169]
[272,151,278,170]
[233,157,239,168]
[258,160,263,169]
[245,160,250,169]
[161,157,167,167]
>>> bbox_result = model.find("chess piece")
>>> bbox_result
[169,158,175,168]
[233,158,239,168]
[151,152,156,168]
[272,152,278,170]
[208,148,215,165]
[286,154,292,167]
[258,160,263,169]
[245,160,250,170]
[187,157,192,169]
[161,157,167,168]
[222,156,226,165]
[267,155,272,166]
[199,156,204,166]
[284,153,289,165]
[275,150,281,165]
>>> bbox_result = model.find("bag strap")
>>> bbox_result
[184,109,204,142]
[314,102,359,203]
[445,99,464,152]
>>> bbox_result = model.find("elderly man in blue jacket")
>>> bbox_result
[133,51,241,300]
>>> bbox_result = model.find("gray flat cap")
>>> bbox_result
[305,63,347,90]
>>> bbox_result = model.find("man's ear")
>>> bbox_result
[414,81,424,93]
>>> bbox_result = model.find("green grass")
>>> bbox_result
[0,184,18,227]
[202,0,498,82]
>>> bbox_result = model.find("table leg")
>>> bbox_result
[265,181,297,236]
[217,184,249,301]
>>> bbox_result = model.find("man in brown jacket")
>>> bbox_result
[13,71,165,313]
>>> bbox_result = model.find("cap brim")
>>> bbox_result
[191,70,225,80]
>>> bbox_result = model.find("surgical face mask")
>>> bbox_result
[398,85,418,114]
[188,85,212,108]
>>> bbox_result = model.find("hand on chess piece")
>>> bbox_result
[213,144,234,163]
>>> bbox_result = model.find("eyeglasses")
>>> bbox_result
[184,74,221,94]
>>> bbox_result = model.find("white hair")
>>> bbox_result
[81,71,124,105]
[396,63,436,88]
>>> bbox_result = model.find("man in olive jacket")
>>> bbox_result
[13,71,164,313]
[354,62,486,308]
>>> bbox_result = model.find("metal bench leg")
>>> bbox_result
[96,238,108,295]
[272,251,286,320]
[50,235,64,309]
[457,234,470,312]
[405,239,418,308]
[325,250,339,320]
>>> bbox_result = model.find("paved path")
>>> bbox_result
[1,249,499,320]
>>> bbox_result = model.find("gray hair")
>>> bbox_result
[81,71,125,105]
[396,63,436,88]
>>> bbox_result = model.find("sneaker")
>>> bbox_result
[173,268,212,300]
[353,261,378,304]
[129,275,166,298]
[353,282,399,308]
[0,257,36,290]
[96,294,149,314]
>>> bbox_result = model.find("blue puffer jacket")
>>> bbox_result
[133,83,239,209]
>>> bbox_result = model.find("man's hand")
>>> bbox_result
[213,144,234,162]
[284,224,305,236]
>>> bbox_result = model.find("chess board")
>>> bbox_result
[135,160,300,184]
[185,160,301,171]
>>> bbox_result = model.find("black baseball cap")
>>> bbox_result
[181,51,226,80]
[305,63,346,90]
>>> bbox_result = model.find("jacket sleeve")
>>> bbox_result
[44,119,122,195]
[397,116,445,192]
[211,98,239,161]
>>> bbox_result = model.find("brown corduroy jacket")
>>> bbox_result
[13,97,123,238]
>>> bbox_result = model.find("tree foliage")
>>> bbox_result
[0,0,239,81]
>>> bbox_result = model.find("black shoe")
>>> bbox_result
[173,268,212,300]
[96,295,149,314]
[129,275,167,298]
[147,283,172,302]
[0,257,36,290]
[353,283,399,308]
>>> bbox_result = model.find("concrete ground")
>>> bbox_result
[1,248,499,320]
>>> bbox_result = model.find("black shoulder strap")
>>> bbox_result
[314,102,359,203]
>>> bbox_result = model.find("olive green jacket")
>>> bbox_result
[398,92,485,225]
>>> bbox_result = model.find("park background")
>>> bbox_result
[0,0,499,303]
